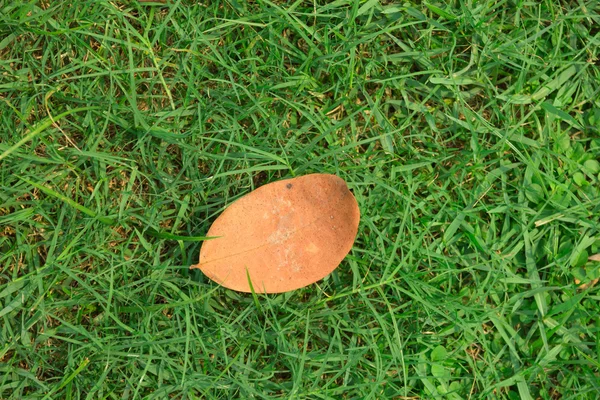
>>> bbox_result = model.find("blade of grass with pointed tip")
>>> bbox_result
[144,228,215,242]
[0,106,99,162]
[17,176,116,225]
[246,268,263,318]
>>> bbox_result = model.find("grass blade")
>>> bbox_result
[17,176,116,225]
[0,107,98,162]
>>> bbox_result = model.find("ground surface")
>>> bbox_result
[1,1,600,399]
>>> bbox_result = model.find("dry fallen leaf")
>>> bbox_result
[575,278,599,290]
[576,253,600,290]
[191,173,360,293]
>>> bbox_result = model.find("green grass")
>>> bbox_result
[1,0,600,398]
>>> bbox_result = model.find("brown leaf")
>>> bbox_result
[574,254,600,290]
[192,174,360,293]
[575,278,599,290]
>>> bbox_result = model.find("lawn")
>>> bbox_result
[1,0,600,398]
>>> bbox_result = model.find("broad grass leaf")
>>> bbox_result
[573,172,587,186]
[525,183,544,204]
[431,345,448,362]
[583,159,600,175]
